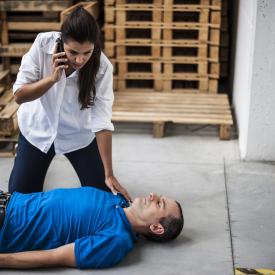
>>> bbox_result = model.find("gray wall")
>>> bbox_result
[233,0,275,160]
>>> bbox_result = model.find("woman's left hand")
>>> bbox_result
[105,175,132,203]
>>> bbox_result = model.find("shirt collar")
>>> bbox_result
[41,32,60,55]
[113,194,139,241]
[117,207,139,242]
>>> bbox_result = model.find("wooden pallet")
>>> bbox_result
[0,1,98,75]
[112,91,233,139]
[0,135,17,157]
[0,88,19,136]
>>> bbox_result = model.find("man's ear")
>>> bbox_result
[149,223,164,235]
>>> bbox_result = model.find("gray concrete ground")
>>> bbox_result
[0,125,275,275]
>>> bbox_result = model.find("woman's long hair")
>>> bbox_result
[61,7,101,109]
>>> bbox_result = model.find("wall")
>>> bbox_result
[233,0,275,160]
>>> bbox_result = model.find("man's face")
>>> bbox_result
[131,193,180,225]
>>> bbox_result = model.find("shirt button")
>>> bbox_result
[115,205,119,208]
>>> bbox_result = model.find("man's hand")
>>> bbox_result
[105,175,132,203]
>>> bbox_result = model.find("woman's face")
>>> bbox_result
[63,40,94,70]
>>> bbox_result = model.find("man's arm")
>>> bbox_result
[0,243,75,269]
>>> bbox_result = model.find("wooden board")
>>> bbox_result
[60,1,99,22]
[0,43,31,57]
[0,88,19,136]
[0,1,72,12]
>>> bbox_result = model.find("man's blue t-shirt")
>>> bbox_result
[0,187,138,268]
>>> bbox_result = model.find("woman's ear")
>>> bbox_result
[149,223,164,235]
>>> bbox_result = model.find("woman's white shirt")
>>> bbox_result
[13,32,114,154]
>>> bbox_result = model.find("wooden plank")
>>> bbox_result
[0,11,9,45]
[104,22,216,30]
[113,4,213,12]
[0,1,71,12]
[0,151,15,157]
[0,89,13,107]
[0,70,9,81]
[114,72,208,80]
[0,100,18,119]
[110,56,209,63]
[0,43,31,57]
[113,91,228,98]
[112,114,233,125]
[10,64,20,75]
[116,0,162,4]
[0,98,18,135]
[0,132,18,157]
[60,1,99,22]
[8,22,61,31]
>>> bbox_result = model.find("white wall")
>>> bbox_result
[233,0,275,160]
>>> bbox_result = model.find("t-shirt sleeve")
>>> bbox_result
[13,33,42,94]
[74,233,133,269]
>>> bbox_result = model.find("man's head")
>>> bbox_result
[124,193,184,243]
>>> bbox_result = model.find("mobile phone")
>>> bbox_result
[56,38,65,66]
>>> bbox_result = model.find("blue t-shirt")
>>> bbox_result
[0,187,138,268]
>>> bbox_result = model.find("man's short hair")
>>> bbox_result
[145,201,184,243]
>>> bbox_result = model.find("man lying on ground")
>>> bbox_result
[0,186,184,269]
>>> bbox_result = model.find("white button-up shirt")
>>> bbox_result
[13,32,114,154]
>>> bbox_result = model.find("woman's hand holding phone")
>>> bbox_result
[51,39,69,82]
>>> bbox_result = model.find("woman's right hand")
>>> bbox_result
[50,51,68,83]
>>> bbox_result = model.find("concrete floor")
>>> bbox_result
[0,125,275,275]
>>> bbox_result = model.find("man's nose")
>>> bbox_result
[149,193,158,201]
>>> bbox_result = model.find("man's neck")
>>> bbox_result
[123,208,146,235]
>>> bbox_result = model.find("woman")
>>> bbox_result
[8,7,131,201]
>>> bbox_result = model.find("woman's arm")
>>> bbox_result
[96,130,132,202]
[14,50,68,105]
[14,75,56,104]
[0,243,75,269]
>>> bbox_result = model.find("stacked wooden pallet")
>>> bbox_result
[0,0,72,75]
[0,0,98,76]
[0,70,18,157]
[104,0,224,93]
[104,0,233,139]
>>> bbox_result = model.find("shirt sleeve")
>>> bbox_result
[13,33,42,94]
[74,234,133,269]
[90,62,115,132]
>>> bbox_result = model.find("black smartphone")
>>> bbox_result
[56,38,65,66]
